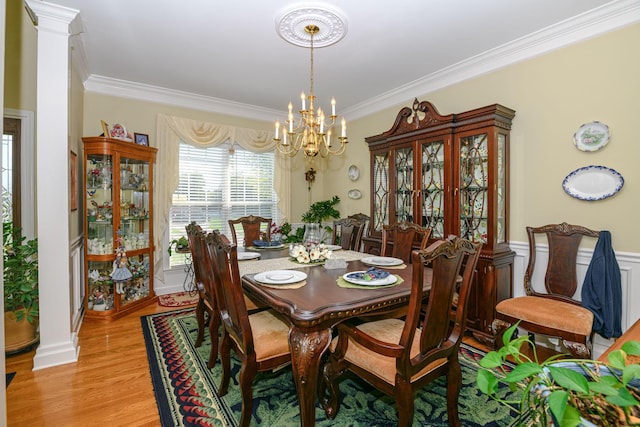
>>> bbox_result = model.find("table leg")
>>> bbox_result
[289,326,332,427]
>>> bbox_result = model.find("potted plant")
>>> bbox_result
[3,221,39,352]
[167,235,189,256]
[301,195,341,244]
[476,322,640,427]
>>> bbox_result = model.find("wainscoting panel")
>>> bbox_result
[509,240,640,358]
[70,236,84,335]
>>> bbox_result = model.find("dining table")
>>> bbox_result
[238,246,427,427]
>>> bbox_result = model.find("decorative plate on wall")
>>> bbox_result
[348,165,360,181]
[348,189,362,199]
[573,121,610,152]
[562,165,624,201]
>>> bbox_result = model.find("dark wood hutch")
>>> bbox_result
[363,99,515,343]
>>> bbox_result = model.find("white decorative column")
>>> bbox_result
[26,0,80,369]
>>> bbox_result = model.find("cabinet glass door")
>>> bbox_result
[118,157,150,251]
[420,140,445,239]
[394,146,413,223]
[86,154,113,254]
[459,133,488,243]
[118,156,151,303]
[371,152,389,234]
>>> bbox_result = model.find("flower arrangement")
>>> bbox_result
[289,244,333,264]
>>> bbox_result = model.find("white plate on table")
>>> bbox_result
[320,244,342,251]
[237,252,260,261]
[361,256,404,267]
[254,270,307,285]
[343,271,398,287]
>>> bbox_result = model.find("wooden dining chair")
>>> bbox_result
[320,237,481,427]
[381,221,431,263]
[332,217,366,251]
[228,215,273,247]
[205,229,291,427]
[186,222,218,369]
[186,222,264,370]
[493,222,600,358]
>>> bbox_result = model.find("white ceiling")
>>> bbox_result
[43,0,639,121]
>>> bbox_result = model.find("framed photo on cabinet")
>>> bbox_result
[134,133,149,146]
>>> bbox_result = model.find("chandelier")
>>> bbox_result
[273,24,347,158]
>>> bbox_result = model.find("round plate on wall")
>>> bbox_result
[348,165,359,181]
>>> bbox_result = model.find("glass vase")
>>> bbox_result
[303,223,321,248]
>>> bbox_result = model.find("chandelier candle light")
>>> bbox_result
[274,24,347,158]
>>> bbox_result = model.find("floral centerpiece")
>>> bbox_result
[290,244,333,264]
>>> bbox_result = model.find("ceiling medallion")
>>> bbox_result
[276,5,348,48]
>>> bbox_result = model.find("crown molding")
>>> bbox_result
[84,75,282,122]
[344,0,640,120]
[83,0,640,122]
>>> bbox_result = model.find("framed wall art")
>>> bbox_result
[70,150,78,211]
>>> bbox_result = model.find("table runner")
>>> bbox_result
[238,250,367,276]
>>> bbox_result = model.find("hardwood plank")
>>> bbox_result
[6,303,175,426]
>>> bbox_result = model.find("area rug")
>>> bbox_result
[142,308,520,426]
[157,291,199,307]
[6,372,15,388]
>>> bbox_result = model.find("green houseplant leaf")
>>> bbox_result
[3,221,39,323]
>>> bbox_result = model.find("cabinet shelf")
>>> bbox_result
[82,136,157,321]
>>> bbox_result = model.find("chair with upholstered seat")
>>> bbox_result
[332,217,366,251]
[492,222,600,359]
[228,215,273,247]
[381,221,431,263]
[186,222,263,370]
[320,237,481,427]
[205,229,291,427]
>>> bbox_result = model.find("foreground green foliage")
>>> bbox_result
[477,323,640,426]
[3,222,39,323]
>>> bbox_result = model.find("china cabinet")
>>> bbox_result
[82,136,157,321]
[363,99,515,343]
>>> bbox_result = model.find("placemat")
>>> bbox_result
[336,274,404,289]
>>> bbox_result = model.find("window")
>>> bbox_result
[169,142,278,266]
[2,117,21,227]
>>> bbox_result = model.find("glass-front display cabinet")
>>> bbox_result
[82,136,157,321]
[363,99,515,343]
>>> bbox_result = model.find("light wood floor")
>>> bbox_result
[5,302,505,426]
[5,302,176,427]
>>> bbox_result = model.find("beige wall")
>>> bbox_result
[339,23,639,253]
[4,0,36,111]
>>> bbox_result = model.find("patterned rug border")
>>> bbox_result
[142,307,518,427]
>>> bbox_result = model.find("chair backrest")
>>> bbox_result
[525,222,599,304]
[400,238,481,376]
[228,215,273,248]
[332,217,365,251]
[348,213,370,237]
[381,221,431,263]
[186,222,210,296]
[205,230,254,352]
